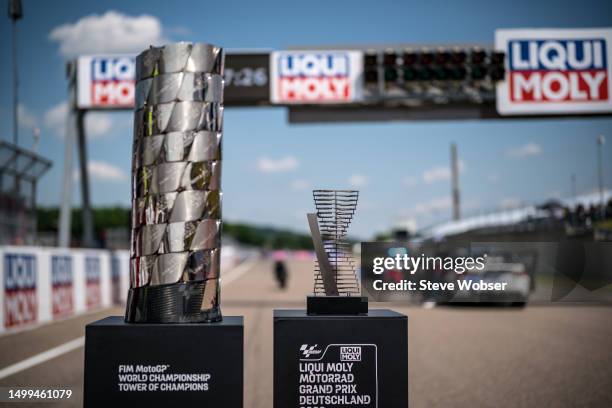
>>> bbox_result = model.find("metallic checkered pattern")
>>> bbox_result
[126,43,225,323]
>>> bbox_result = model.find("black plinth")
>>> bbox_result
[84,316,243,408]
[274,309,408,408]
[307,295,369,315]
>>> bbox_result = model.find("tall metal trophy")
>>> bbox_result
[126,42,224,323]
[84,43,243,408]
[274,189,408,408]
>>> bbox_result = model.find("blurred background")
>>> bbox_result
[0,0,611,407]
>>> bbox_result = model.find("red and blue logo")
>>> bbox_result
[90,57,135,107]
[508,39,608,103]
[272,51,361,103]
[51,255,73,318]
[4,254,37,328]
[85,257,101,309]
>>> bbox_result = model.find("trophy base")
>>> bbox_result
[307,295,368,315]
[84,316,243,407]
[273,309,408,408]
[125,280,221,323]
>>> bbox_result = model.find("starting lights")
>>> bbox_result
[363,47,506,88]
[361,46,506,105]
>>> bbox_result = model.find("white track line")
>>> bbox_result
[0,336,84,380]
[221,258,258,287]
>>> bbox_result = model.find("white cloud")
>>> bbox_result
[500,197,522,209]
[49,10,166,57]
[422,166,450,184]
[348,174,368,188]
[422,160,465,185]
[506,143,542,158]
[17,104,38,130]
[43,101,68,137]
[257,156,299,173]
[43,101,116,139]
[291,179,311,191]
[86,113,113,138]
[402,196,479,219]
[74,160,127,182]
[413,196,452,215]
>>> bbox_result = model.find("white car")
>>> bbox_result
[451,256,530,306]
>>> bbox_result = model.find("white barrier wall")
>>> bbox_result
[0,246,130,334]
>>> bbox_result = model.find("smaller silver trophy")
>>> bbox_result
[306,190,368,314]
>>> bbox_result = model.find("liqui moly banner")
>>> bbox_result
[51,255,73,318]
[77,55,135,109]
[3,253,37,328]
[0,247,127,334]
[270,51,363,104]
[85,256,101,309]
[496,28,612,115]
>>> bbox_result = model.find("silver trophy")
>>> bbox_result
[125,43,225,323]
[307,190,367,314]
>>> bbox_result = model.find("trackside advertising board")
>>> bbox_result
[77,55,135,109]
[76,53,272,109]
[0,247,128,334]
[495,28,612,115]
[270,51,363,104]
[3,253,37,328]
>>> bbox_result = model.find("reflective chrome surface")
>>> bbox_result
[132,190,221,227]
[133,131,222,167]
[134,102,224,136]
[136,73,223,109]
[127,42,224,323]
[130,249,220,288]
[309,190,361,296]
[133,161,221,196]
[136,43,224,80]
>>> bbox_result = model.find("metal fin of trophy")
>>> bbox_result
[125,42,225,323]
[306,189,368,315]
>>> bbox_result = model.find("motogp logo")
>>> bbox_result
[508,39,608,102]
[300,344,322,358]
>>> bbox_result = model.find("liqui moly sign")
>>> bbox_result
[4,254,37,328]
[496,28,612,115]
[270,51,363,104]
[85,256,101,309]
[77,55,135,109]
[51,255,73,318]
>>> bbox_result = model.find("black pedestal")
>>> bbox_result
[274,309,408,408]
[84,316,243,407]
[307,295,369,315]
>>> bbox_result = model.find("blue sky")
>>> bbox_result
[1,0,611,238]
